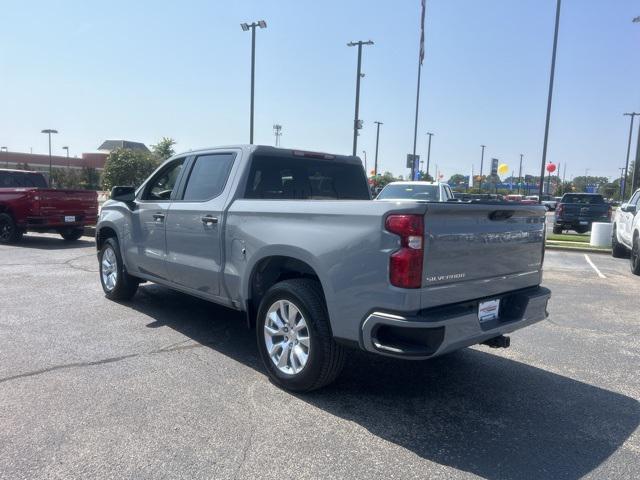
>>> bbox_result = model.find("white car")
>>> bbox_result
[375,181,455,202]
[612,188,640,275]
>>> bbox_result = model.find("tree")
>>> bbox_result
[102,148,159,191]
[416,171,433,181]
[151,137,176,161]
[82,167,100,190]
[448,173,466,185]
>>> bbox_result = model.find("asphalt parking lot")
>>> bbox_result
[1,234,639,479]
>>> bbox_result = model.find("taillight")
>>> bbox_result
[385,214,424,288]
[556,204,564,216]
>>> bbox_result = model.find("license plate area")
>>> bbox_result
[478,298,500,323]
[64,216,76,223]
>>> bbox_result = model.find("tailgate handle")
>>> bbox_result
[489,210,514,221]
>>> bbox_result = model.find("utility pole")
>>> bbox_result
[347,40,374,156]
[273,124,282,147]
[619,167,626,198]
[373,121,382,176]
[426,132,434,180]
[539,0,562,200]
[41,129,58,181]
[241,20,267,144]
[632,113,640,193]
[479,145,486,192]
[518,153,523,194]
[622,113,638,200]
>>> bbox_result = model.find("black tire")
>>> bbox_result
[98,237,139,300]
[611,225,628,258]
[0,213,23,244]
[552,225,563,235]
[60,228,84,241]
[631,235,640,276]
[256,278,346,392]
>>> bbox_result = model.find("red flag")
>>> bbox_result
[419,0,426,64]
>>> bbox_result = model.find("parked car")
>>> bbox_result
[611,188,640,274]
[0,169,98,243]
[96,145,551,391]
[553,193,611,234]
[375,181,454,202]
[540,195,558,211]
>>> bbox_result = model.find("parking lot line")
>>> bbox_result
[584,254,606,279]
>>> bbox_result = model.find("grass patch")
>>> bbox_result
[546,233,590,243]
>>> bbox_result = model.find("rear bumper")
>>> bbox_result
[360,286,550,359]
[554,218,609,228]
[23,214,97,229]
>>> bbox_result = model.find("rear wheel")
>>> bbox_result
[611,225,628,258]
[256,279,346,392]
[631,235,640,276]
[0,213,23,244]
[552,225,562,235]
[60,228,84,241]
[99,237,139,300]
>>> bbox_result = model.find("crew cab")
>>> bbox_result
[0,169,98,243]
[553,193,611,234]
[96,145,550,391]
[375,181,455,202]
[612,188,640,275]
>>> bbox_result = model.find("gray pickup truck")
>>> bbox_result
[96,145,550,391]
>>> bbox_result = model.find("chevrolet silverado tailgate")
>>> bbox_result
[420,202,546,309]
[37,189,98,220]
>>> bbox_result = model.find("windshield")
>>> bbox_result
[561,194,604,204]
[377,184,439,201]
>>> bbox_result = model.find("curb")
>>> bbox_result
[546,244,611,254]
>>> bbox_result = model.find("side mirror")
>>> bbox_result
[621,203,637,214]
[111,186,136,203]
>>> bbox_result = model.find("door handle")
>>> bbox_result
[201,215,218,225]
[152,213,165,222]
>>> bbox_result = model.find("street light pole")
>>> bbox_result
[539,0,562,200]
[41,129,58,181]
[241,20,267,144]
[373,121,382,176]
[62,146,69,168]
[622,113,638,200]
[518,153,523,194]
[426,132,434,180]
[347,40,374,156]
[273,124,282,147]
[479,145,486,192]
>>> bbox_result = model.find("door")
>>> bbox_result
[165,152,236,296]
[127,158,186,280]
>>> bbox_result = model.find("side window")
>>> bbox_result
[0,172,17,187]
[444,185,453,200]
[141,159,185,201]
[631,192,640,207]
[182,153,235,201]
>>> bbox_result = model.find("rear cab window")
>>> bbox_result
[561,194,604,204]
[377,184,439,201]
[0,171,48,188]
[244,154,370,200]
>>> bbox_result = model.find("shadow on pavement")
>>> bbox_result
[131,284,638,480]
[12,234,95,250]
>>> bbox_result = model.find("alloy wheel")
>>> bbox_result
[264,300,311,375]
[101,247,118,291]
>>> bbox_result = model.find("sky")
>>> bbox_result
[1,0,639,181]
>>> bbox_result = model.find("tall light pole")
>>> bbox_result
[622,113,638,200]
[619,167,626,198]
[479,145,486,192]
[518,153,523,194]
[632,113,640,193]
[426,132,434,180]
[62,146,69,168]
[373,121,382,176]
[347,40,374,156]
[273,124,282,147]
[41,129,58,180]
[539,0,562,200]
[362,150,368,174]
[241,20,267,144]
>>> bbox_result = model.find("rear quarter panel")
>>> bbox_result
[225,200,427,342]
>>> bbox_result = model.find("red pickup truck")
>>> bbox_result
[0,169,98,244]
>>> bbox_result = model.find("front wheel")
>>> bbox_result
[631,236,640,276]
[0,213,23,244]
[99,237,139,300]
[611,225,628,258]
[256,279,346,392]
[60,228,84,241]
